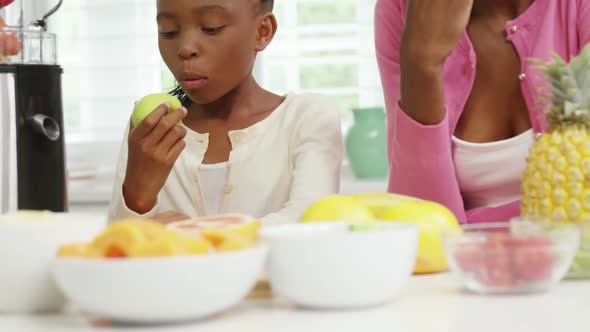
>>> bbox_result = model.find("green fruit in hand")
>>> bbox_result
[132,93,182,126]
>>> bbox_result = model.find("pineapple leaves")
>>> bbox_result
[531,44,590,130]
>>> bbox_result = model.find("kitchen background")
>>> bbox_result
[46,0,388,213]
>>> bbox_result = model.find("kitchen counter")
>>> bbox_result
[2,274,589,332]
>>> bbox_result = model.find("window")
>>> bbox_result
[52,0,384,202]
[259,0,383,124]
[53,0,162,143]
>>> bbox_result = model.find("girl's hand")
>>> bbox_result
[122,104,188,214]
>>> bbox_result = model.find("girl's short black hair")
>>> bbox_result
[262,0,273,11]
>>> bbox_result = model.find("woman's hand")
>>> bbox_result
[401,0,474,66]
[399,0,474,125]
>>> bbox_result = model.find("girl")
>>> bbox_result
[108,0,343,224]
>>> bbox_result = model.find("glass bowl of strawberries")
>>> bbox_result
[443,219,580,294]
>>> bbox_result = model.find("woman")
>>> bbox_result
[375,0,590,224]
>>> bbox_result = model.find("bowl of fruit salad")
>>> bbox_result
[53,217,267,324]
[443,220,580,294]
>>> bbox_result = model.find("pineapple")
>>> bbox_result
[521,44,590,278]
[522,44,590,222]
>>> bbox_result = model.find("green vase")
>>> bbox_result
[345,107,388,179]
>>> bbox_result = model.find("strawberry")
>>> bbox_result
[454,241,482,274]
[509,236,556,282]
[477,239,517,287]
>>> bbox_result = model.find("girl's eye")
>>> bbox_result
[202,26,225,35]
[159,31,178,38]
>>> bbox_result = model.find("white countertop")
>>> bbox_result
[2,274,589,332]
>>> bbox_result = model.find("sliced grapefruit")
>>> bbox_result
[129,230,212,257]
[91,220,164,258]
[167,214,261,252]
[168,214,261,242]
[57,243,100,258]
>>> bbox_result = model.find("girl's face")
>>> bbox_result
[156,0,265,105]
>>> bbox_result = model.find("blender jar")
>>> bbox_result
[0,0,58,65]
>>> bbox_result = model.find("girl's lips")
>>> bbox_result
[180,78,208,89]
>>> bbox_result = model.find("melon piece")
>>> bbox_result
[129,230,212,257]
[58,219,216,259]
[205,229,254,252]
[91,220,166,258]
[168,214,261,252]
[57,243,100,258]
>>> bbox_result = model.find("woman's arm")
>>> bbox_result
[375,0,470,223]
[399,0,473,124]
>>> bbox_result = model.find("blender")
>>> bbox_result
[0,0,67,213]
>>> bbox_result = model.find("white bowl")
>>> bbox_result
[0,212,106,313]
[53,245,268,324]
[259,222,418,309]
